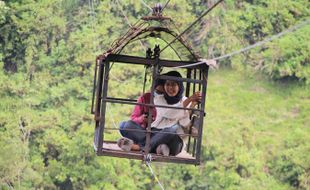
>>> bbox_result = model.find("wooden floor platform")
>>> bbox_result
[98,141,199,165]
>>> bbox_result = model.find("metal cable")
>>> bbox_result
[162,0,171,12]
[145,154,165,190]
[213,19,310,61]
[160,0,224,54]
[169,19,310,69]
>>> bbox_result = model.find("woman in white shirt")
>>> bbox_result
[150,71,201,156]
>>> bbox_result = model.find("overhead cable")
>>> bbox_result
[213,19,310,61]
[170,19,310,69]
[161,0,171,12]
[160,0,224,53]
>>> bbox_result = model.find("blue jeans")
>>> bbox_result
[119,120,146,146]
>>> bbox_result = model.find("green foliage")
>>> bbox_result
[262,25,310,82]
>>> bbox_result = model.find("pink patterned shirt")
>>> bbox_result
[130,92,157,128]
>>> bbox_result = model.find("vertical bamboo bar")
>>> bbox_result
[187,68,196,153]
[195,66,208,164]
[144,46,160,157]
[91,58,100,114]
[94,59,104,151]
[97,60,110,154]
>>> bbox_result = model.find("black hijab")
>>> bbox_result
[163,71,184,105]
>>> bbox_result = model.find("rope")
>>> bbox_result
[115,0,133,27]
[140,0,153,12]
[106,103,119,128]
[115,0,147,52]
[88,0,99,54]
[169,19,310,69]
[145,154,165,190]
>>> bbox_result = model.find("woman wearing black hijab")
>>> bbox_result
[150,71,202,156]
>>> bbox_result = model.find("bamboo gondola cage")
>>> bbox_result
[91,11,209,165]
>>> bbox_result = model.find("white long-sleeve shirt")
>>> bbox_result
[151,95,191,129]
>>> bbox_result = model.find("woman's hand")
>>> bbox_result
[143,114,149,124]
[190,91,202,103]
[183,91,202,108]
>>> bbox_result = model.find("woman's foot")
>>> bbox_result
[156,144,170,156]
[117,137,133,151]
[117,137,140,151]
[131,144,141,151]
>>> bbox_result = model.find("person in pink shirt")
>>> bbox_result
[118,79,165,151]
[130,92,156,129]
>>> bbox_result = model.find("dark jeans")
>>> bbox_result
[119,120,146,146]
[119,121,183,156]
[149,124,183,156]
